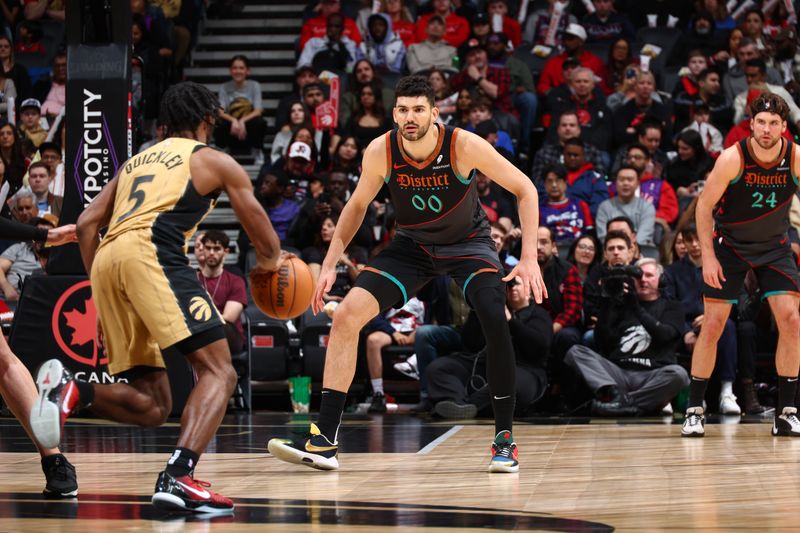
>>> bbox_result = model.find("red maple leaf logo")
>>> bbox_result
[63,298,97,347]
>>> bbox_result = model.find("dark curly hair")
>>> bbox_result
[159,81,222,138]
[395,76,435,106]
[750,91,790,121]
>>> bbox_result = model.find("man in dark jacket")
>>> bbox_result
[427,274,552,419]
[566,257,689,415]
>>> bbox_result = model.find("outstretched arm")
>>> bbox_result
[312,135,387,314]
[455,129,547,303]
[76,175,119,275]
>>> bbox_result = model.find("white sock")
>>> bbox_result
[371,378,384,395]
[721,381,734,397]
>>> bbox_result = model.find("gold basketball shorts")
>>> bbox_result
[91,230,224,375]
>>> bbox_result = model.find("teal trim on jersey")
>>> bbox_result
[761,290,800,301]
[373,268,408,305]
[455,168,475,186]
[730,172,742,185]
[384,174,391,184]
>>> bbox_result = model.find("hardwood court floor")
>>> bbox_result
[0,414,794,531]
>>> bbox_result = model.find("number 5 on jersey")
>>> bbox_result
[117,175,155,222]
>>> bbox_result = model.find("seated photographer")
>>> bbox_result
[426,275,552,419]
[565,258,689,416]
[583,230,635,332]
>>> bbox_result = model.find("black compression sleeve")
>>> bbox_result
[0,217,47,242]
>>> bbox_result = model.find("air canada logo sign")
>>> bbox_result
[51,280,106,367]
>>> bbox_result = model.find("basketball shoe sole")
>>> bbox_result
[31,359,77,449]
[267,438,339,470]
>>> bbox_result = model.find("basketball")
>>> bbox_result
[249,256,315,319]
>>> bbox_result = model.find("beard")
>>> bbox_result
[399,121,431,141]
[753,134,781,150]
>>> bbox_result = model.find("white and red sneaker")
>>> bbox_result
[30,359,81,449]
[152,471,234,514]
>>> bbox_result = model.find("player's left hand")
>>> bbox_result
[503,258,547,304]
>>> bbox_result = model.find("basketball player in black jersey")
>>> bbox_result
[682,93,800,438]
[268,76,546,473]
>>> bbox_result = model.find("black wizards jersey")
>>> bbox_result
[714,137,799,253]
[384,124,489,245]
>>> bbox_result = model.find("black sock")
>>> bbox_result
[777,376,798,413]
[492,396,515,436]
[165,447,199,478]
[688,377,708,410]
[317,388,347,443]
[74,379,95,408]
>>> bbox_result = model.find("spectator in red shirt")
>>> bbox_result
[449,44,512,113]
[379,0,416,47]
[415,0,470,47]
[300,0,361,50]
[486,0,521,47]
[537,23,608,96]
[197,231,248,354]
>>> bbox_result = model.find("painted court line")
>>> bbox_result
[417,425,463,455]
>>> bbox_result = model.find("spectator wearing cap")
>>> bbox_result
[415,0,469,47]
[450,44,512,113]
[300,0,361,50]
[486,0,521,47]
[275,67,319,133]
[407,14,457,74]
[486,32,538,157]
[733,58,800,127]
[581,0,635,44]
[18,98,46,149]
[537,23,608,96]
[358,13,407,74]
[283,141,316,203]
[545,66,611,152]
[458,12,491,61]
[297,13,358,72]
[522,0,577,47]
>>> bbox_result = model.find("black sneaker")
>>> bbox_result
[433,400,477,419]
[267,423,339,470]
[151,471,234,514]
[368,392,387,413]
[42,453,78,498]
[773,408,800,436]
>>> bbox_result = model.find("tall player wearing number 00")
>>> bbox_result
[28,82,282,514]
[268,76,547,473]
[682,93,800,438]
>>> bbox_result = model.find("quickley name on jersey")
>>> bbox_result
[714,137,799,253]
[384,124,489,245]
[100,138,219,261]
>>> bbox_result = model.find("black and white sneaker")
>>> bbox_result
[772,408,800,436]
[681,407,705,438]
[151,471,234,514]
[42,454,77,498]
[368,392,387,413]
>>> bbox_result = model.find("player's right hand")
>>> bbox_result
[702,255,726,289]
[46,224,78,246]
[312,268,336,316]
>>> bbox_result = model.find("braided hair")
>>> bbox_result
[159,81,221,139]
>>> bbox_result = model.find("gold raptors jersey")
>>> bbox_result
[100,137,219,255]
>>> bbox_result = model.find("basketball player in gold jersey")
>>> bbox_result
[29,82,282,514]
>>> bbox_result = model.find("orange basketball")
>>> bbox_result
[250,256,315,319]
